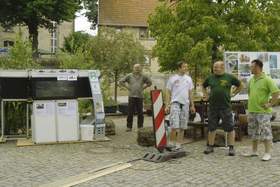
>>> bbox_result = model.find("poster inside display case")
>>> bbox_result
[224,52,280,98]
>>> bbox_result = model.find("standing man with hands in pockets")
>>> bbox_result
[203,61,243,156]
[165,61,195,150]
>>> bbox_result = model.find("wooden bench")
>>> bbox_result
[187,101,208,140]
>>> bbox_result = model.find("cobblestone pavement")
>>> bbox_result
[1,115,280,187]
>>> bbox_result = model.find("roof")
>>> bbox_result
[98,0,160,27]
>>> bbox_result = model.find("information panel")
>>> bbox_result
[224,51,280,98]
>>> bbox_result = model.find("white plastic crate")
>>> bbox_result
[80,125,94,141]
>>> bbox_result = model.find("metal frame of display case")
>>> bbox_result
[0,99,30,141]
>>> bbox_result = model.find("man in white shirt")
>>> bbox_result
[165,61,196,149]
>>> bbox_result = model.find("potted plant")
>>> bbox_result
[103,96,118,114]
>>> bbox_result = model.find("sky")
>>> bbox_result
[74,9,97,36]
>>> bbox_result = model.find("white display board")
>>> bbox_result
[224,52,280,98]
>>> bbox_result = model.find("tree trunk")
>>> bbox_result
[114,70,118,103]
[28,23,39,58]
[194,63,197,90]
[211,44,218,64]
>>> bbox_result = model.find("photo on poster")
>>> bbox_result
[239,54,251,63]
[257,53,268,62]
[269,54,277,69]
[270,69,280,79]
[238,77,250,95]
[238,64,251,77]
[225,53,238,73]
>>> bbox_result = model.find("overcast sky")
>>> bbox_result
[74,9,97,36]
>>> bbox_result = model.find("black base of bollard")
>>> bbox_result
[142,148,187,163]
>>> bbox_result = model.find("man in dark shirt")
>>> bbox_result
[203,61,243,156]
[119,64,152,131]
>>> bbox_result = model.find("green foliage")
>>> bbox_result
[143,91,151,105]
[78,100,93,117]
[0,33,39,69]
[90,27,145,101]
[101,77,117,106]
[4,102,27,135]
[0,0,81,55]
[91,27,145,74]
[0,34,39,136]
[57,46,94,69]
[148,0,280,82]
[59,31,94,69]
[62,31,92,54]
[81,0,98,29]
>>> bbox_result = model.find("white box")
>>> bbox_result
[56,100,79,142]
[32,100,56,143]
[80,125,94,141]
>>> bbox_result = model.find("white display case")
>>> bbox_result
[56,100,79,142]
[32,100,56,143]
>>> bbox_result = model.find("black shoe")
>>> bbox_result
[204,146,214,154]
[228,146,235,156]
[126,128,132,132]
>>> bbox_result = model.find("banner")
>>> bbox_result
[224,52,280,98]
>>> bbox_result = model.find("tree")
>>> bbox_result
[81,0,98,29]
[0,33,40,136]
[0,32,39,69]
[148,0,280,85]
[62,31,91,54]
[90,28,145,102]
[0,0,81,57]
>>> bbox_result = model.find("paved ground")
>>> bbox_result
[1,115,280,187]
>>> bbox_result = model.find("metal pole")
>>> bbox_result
[26,102,29,138]
[225,132,228,147]
[1,100,4,141]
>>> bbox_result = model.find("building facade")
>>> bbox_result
[0,21,74,55]
[98,0,161,75]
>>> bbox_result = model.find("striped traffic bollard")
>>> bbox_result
[151,89,167,152]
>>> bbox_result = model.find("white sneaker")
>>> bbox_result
[242,152,259,157]
[262,153,271,161]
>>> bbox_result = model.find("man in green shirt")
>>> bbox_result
[245,59,279,161]
[203,61,243,156]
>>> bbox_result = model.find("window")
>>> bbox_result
[139,28,153,40]
[3,40,14,47]
[115,27,122,32]
[50,22,57,53]
[144,55,151,65]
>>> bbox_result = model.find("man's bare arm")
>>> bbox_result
[264,91,280,108]
[202,87,208,101]
[231,82,243,97]
[165,89,171,113]
[189,89,195,113]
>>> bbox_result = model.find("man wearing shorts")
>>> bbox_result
[165,61,195,149]
[203,61,243,156]
[245,59,279,161]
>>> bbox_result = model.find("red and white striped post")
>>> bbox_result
[151,89,167,152]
